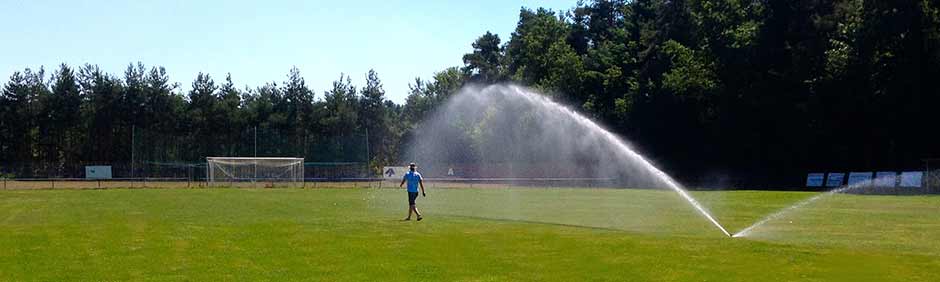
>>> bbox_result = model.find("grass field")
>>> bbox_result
[1,187,938,281]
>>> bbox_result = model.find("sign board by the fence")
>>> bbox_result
[848,172,873,186]
[874,171,896,187]
[85,166,112,179]
[826,173,844,187]
[382,166,409,179]
[900,171,923,187]
[806,173,825,187]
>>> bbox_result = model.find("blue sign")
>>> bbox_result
[874,171,896,187]
[826,173,844,187]
[900,171,923,187]
[806,173,825,187]
[848,172,873,186]
[85,165,112,179]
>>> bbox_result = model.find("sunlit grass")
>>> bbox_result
[0,188,937,281]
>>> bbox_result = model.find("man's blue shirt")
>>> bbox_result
[403,171,422,192]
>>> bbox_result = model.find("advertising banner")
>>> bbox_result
[806,173,825,187]
[826,173,844,187]
[874,171,896,187]
[383,166,409,179]
[85,166,113,179]
[900,171,923,187]
[848,172,873,186]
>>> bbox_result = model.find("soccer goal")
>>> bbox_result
[206,157,304,187]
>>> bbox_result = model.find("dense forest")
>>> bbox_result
[2,0,939,187]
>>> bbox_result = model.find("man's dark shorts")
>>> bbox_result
[408,192,419,205]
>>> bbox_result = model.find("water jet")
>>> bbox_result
[407,85,731,237]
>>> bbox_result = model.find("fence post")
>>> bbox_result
[97,179,101,189]
[925,161,930,194]
[51,178,55,190]
[3,179,6,190]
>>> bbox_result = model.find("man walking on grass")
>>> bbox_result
[399,163,426,221]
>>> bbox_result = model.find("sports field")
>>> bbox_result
[1,186,938,281]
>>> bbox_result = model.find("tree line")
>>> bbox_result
[0,64,404,177]
[3,0,939,186]
[448,0,940,187]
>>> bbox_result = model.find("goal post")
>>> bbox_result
[206,157,304,187]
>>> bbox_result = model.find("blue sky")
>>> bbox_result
[1,0,577,103]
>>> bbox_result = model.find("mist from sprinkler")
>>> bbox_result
[406,85,732,237]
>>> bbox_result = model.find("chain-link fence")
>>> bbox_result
[926,169,940,194]
[0,126,371,179]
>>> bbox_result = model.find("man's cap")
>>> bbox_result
[409,163,416,167]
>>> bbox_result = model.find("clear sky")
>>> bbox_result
[1,0,577,103]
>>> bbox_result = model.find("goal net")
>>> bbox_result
[206,157,304,187]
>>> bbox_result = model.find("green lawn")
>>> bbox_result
[1,187,938,281]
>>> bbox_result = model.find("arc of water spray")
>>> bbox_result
[598,130,732,238]
[731,178,890,238]
[507,86,732,237]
